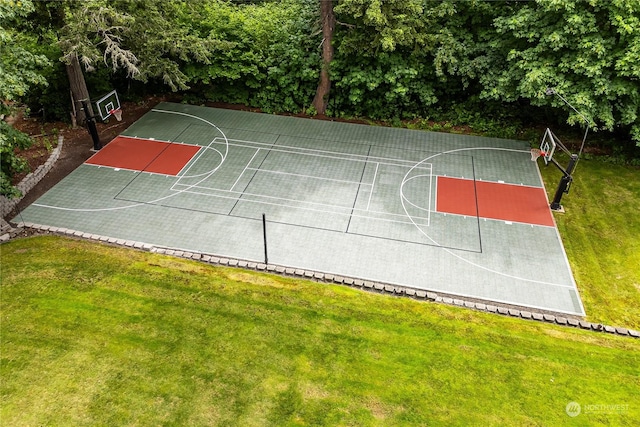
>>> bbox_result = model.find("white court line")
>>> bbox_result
[112,134,174,144]
[221,136,435,169]
[432,210,556,229]
[436,174,546,189]
[534,154,585,314]
[84,163,175,178]
[244,167,373,186]
[230,148,261,192]
[428,163,433,226]
[179,184,359,212]
[34,108,230,212]
[401,174,433,214]
[171,182,431,222]
[400,146,579,292]
[171,139,222,190]
[175,144,225,179]
[434,170,439,214]
[173,186,430,226]
[174,146,205,178]
[401,164,435,225]
[366,162,379,212]
[171,160,440,220]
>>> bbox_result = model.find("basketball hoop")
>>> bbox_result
[110,108,123,122]
[530,148,546,161]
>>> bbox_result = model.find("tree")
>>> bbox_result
[57,1,138,123]
[311,0,335,115]
[0,0,51,197]
[56,0,229,123]
[477,0,640,146]
[334,0,456,54]
[182,0,318,113]
[0,0,50,118]
[328,0,458,118]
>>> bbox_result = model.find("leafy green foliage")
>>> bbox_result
[328,1,464,119]
[332,52,438,119]
[0,121,32,198]
[183,0,319,113]
[19,33,70,122]
[481,0,640,145]
[0,0,51,116]
[58,0,231,91]
[5,0,640,153]
[0,0,48,197]
[334,0,456,53]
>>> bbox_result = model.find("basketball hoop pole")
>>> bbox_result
[81,99,102,150]
[545,88,590,211]
[548,154,578,211]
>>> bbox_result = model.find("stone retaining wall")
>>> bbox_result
[1,136,64,218]
[13,221,640,340]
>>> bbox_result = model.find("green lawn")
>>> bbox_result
[2,236,639,426]
[539,158,640,330]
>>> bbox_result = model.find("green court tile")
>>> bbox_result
[242,170,360,211]
[16,102,584,316]
[174,123,224,146]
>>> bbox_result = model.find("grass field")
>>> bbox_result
[539,158,640,330]
[2,236,639,426]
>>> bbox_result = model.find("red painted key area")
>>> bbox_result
[436,176,554,227]
[86,136,200,176]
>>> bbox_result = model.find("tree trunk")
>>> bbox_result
[66,53,93,125]
[311,0,335,116]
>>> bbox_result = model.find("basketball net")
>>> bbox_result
[530,148,546,161]
[110,108,123,122]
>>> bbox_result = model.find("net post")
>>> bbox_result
[262,213,268,265]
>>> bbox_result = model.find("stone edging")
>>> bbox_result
[0,136,64,218]
[11,222,640,340]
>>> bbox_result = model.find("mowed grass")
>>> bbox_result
[2,236,639,426]
[540,158,640,330]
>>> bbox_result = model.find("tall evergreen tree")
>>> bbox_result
[56,0,229,123]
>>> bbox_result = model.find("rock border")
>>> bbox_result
[0,136,64,218]
[9,222,640,340]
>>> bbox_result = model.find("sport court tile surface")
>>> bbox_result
[17,103,585,316]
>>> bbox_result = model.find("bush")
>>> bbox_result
[0,122,33,198]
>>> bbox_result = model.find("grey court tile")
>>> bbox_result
[16,103,584,316]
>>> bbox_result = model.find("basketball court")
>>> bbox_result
[16,102,585,316]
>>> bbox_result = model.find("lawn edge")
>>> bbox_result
[6,225,639,340]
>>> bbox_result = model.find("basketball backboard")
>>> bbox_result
[95,90,121,121]
[539,128,557,165]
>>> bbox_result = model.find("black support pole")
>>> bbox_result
[81,100,101,150]
[550,154,578,211]
[262,213,268,265]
